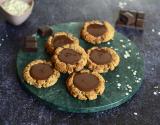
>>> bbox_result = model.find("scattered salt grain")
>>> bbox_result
[152,29,155,32]
[127,66,131,69]
[107,42,110,45]
[1,38,4,41]
[158,32,160,35]
[133,71,137,76]
[122,45,126,48]
[125,92,129,95]
[120,39,124,42]
[117,83,121,87]
[134,112,138,115]
[0,43,1,47]
[116,74,120,78]
[153,91,158,95]
[151,68,154,71]
[129,89,132,92]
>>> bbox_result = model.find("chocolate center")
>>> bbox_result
[73,73,99,91]
[90,49,112,64]
[52,35,73,48]
[87,24,107,37]
[58,48,81,64]
[30,63,53,80]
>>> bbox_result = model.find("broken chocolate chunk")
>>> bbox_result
[23,36,37,52]
[120,11,136,25]
[116,9,145,31]
[37,26,53,37]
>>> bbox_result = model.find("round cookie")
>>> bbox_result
[52,44,87,74]
[45,32,79,54]
[66,70,105,100]
[23,60,60,88]
[81,20,115,44]
[87,47,120,73]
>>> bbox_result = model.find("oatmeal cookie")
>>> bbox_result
[87,47,120,73]
[23,60,60,88]
[45,32,79,54]
[52,44,87,74]
[66,70,105,100]
[81,20,115,44]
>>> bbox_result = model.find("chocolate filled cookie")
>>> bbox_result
[23,60,60,88]
[87,47,120,73]
[66,70,105,100]
[52,44,87,74]
[81,20,115,44]
[45,32,79,54]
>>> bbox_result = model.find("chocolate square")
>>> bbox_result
[37,26,53,37]
[137,12,145,19]
[119,10,136,25]
[116,9,145,31]
[23,36,37,52]
[136,18,144,30]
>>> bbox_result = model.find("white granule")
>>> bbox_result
[116,74,120,78]
[117,83,121,87]
[125,92,129,95]
[152,29,155,32]
[153,91,157,95]
[134,112,138,115]
[120,39,124,42]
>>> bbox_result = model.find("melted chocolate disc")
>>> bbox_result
[87,24,107,37]
[90,49,112,64]
[73,73,99,92]
[30,63,53,80]
[52,35,73,48]
[58,48,81,64]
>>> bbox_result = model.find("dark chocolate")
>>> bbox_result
[37,26,53,37]
[89,49,112,65]
[53,35,73,48]
[23,36,37,52]
[73,73,99,92]
[58,48,81,64]
[87,23,107,37]
[30,63,53,80]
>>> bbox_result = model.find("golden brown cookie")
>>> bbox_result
[52,44,87,74]
[66,70,105,100]
[87,47,120,73]
[81,20,115,44]
[45,32,79,54]
[23,60,60,88]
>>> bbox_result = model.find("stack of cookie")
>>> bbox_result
[23,20,120,100]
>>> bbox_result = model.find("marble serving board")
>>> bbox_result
[16,22,144,113]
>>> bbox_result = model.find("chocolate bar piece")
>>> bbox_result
[116,10,145,31]
[37,26,53,37]
[23,36,37,52]
[120,11,136,25]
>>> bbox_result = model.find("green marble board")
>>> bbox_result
[17,22,144,113]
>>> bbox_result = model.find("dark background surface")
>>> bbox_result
[0,0,160,125]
